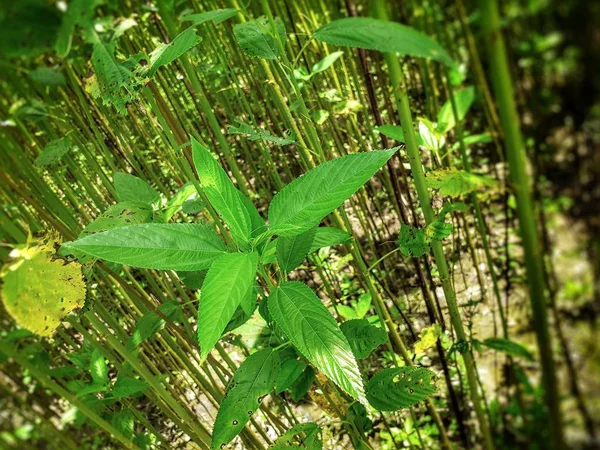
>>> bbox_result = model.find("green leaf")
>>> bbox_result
[180,9,239,25]
[270,423,322,450]
[268,282,365,402]
[397,223,430,257]
[375,125,424,146]
[112,408,135,441]
[34,137,72,167]
[425,168,497,197]
[309,227,351,253]
[176,270,207,290]
[89,349,108,386]
[111,377,149,398]
[341,319,386,359]
[233,16,286,60]
[366,367,437,411]
[80,202,153,238]
[126,302,182,351]
[288,366,315,401]
[228,120,296,146]
[211,348,280,449]
[355,293,372,319]
[148,27,202,77]
[337,305,358,320]
[276,351,307,394]
[113,172,160,205]
[62,223,227,271]
[238,192,267,238]
[313,18,454,67]
[1,242,86,337]
[269,150,396,236]
[28,67,66,87]
[192,138,251,246]
[163,182,197,221]
[437,86,475,133]
[198,252,258,360]
[277,226,317,272]
[311,51,344,75]
[419,118,444,152]
[482,338,534,362]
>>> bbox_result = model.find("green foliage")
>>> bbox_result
[81,202,153,238]
[111,376,148,398]
[113,172,160,205]
[341,319,387,359]
[269,150,396,236]
[62,223,228,270]
[481,338,534,361]
[127,301,183,351]
[0,240,86,337]
[270,423,322,449]
[28,67,66,87]
[375,125,424,146]
[147,27,201,77]
[228,120,296,145]
[295,51,344,81]
[309,227,351,253]
[89,349,108,385]
[192,138,252,247]
[437,86,476,133]
[426,168,497,197]
[276,227,317,272]
[180,9,239,25]
[211,348,280,449]
[366,367,437,411]
[276,351,307,394]
[34,137,72,167]
[197,252,258,360]
[313,18,454,67]
[268,282,365,402]
[234,16,286,60]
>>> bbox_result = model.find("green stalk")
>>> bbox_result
[477,0,564,447]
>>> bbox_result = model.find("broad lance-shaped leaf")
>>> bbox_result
[113,172,160,205]
[437,86,475,133]
[482,337,534,362]
[425,168,497,198]
[314,18,455,68]
[212,348,280,449]
[269,149,396,236]
[180,8,239,25]
[234,16,286,60]
[192,138,252,246]
[366,367,436,411]
[62,223,227,271]
[228,120,296,146]
[35,137,72,167]
[268,282,365,402]
[148,27,201,77]
[341,319,387,359]
[276,226,317,272]
[198,252,258,360]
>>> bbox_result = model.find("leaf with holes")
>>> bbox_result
[62,223,227,271]
[35,137,72,167]
[314,18,454,67]
[268,282,365,402]
[341,319,387,359]
[269,150,396,236]
[366,367,436,411]
[197,252,258,360]
[426,168,497,198]
[212,348,280,449]
[234,16,286,60]
[80,202,153,238]
[270,423,322,450]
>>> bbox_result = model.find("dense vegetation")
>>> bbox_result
[0,0,598,449]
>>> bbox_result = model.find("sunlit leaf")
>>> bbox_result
[366,367,436,411]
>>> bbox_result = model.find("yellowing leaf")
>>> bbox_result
[1,240,86,337]
[414,324,442,354]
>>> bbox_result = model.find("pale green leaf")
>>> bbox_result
[314,18,454,67]
[163,182,197,221]
[148,27,202,77]
[426,168,497,197]
[270,423,322,450]
[437,87,475,133]
[311,51,344,75]
[234,16,286,60]
[198,252,258,360]
[269,150,396,236]
[89,349,108,385]
[341,319,386,358]
[113,172,160,205]
[62,223,227,271]
[180,9,239,25]
[228,120,296,145]
[268,282,365,402]
[375,125,425,146]
[366,367,436,411]
[309,227,351,253]
[192,138,251,246]
[212,348,280,449]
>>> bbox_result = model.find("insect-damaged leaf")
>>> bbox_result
[341,319,387,359]
[197,252,258,360]
[233,16,286,60]
[270,423,322,450]
[426,168,498,197]
[211,348,280,449]
[314,18,455,67]
[366,366,436,411]
[268,282,365,403]
[62,223,227,271]
[269,149,396,236]
[228,120,296,146]
[1,241,86,337]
